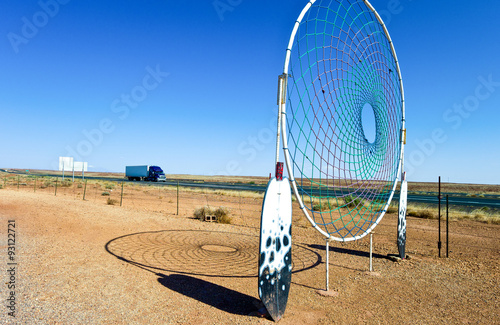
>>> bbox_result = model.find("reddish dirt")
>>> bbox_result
[0,185,499,324]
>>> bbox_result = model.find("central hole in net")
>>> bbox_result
[361,103,377,143]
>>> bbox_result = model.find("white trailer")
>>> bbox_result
[125,165,149,181]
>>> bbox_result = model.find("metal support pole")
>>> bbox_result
[275,74,286,165]
[370,233,373,272]
[83,180,87,200]
[438,176,441,258]
[55,178,58,196]
[446,195,449,258]
[326,238,329,291]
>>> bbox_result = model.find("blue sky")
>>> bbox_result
[1,0,499,184]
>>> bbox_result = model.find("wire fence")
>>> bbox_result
[1,174,267,229]
[2,173,498,257]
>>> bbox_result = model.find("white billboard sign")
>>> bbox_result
[59,157,74,172]
[73,162,88,172]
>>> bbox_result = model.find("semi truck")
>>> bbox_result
[125,165,166,182]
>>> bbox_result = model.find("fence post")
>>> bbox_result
[120,182,124,207]
[177,180,179,215]
[55,178,58,196]
[83,180,87,200]
[446,195,449,258]
[438,176,441,258]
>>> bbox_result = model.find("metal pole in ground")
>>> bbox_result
[446,195,449,258]
[55,178,58,196]
[120,182,124,207]
[326,238,329,291]
[370,232,373,272]
[83,180,87,200]
[177,180,179,215]
[438,176,441,258]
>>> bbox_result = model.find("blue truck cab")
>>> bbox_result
[146,166,166,182]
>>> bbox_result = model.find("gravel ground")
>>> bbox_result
[1,189,499,324]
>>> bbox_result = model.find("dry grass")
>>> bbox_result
[406,203,500,225]
[193,206,232,224]
[107,198,118,205]
[407,182,500,195]
[386,205,399,214]
[152,185,264,200]
[166,174,269,185]
[60,180,73,187]
[308,196,400,215]
[303,197,338,211]
[105,183,115,190]
[41,180,55,188]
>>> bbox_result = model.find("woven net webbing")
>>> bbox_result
[285,0,404,240]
